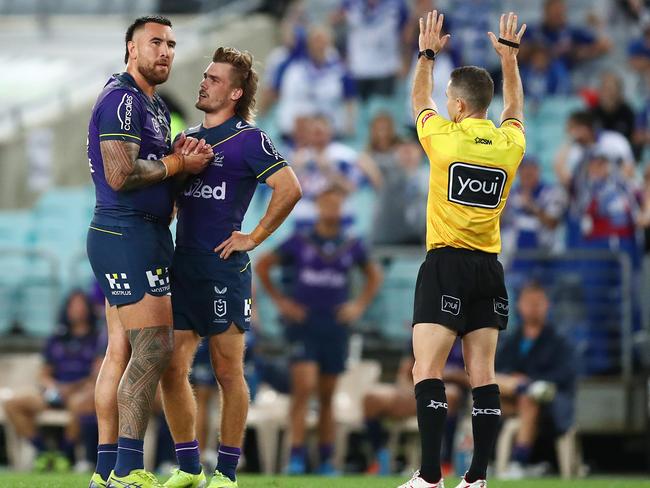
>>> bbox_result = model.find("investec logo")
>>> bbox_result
[184,177,226,200]
[448,162,507,209]
[117,93,133,131]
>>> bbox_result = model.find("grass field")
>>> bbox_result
[0,474,647,488]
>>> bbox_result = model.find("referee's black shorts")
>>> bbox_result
[412,247,509,335]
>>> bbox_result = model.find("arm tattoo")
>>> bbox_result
[100,140,167,191]
[117,325,173,439]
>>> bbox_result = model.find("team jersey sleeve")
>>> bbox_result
[352,238,369,268]
[499,118,527,152]
[243,130,289,183]
[96,89,145,144]
[416,108,452,140]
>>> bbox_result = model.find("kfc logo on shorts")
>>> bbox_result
[494,297,509,316]
[448,162,507,209]
[441,295,461,316]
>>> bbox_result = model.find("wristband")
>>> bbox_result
[161,154,185,178]
[498,37,520,49]
[250,224,272,245]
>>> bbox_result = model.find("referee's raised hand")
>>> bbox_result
[488,11,526,58]
[419,10,450,54]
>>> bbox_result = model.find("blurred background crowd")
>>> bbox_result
[0,0,648,481]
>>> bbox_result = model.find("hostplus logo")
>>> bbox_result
[105,273,131,296]
[146,267,170,293]
[184,177,226,200]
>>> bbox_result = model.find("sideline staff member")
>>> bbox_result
[398,10,526,488]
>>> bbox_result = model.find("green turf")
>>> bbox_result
[0,474,647,488]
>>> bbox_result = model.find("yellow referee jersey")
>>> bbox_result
[416,108,526,253]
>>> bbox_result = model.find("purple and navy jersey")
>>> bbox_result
[175,116,288,251]
[276,229,369,310]
[43,332,99,383]
[87,72,174,220]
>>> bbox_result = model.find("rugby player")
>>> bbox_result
[159,47,302,488]
[256,184,382,476]
[86,16,213,488]
[398,11,526,488]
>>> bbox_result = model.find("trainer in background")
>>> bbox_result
[256,184,382,476]
[3,291,100,473]
[496,282,576,479]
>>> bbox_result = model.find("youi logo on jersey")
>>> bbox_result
[184,177,227,200]
[448,162,507,209]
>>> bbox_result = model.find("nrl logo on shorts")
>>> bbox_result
[214,298,227,317]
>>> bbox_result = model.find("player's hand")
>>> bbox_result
[419,10,450,54]
[214,231,256,259]
[183,141,213,175]
[336,300,365,325]
[277,296,307,323]
[488,12,526,59]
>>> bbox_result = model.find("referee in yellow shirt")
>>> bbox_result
[398,11,526,488]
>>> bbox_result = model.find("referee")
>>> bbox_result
[398,11,526,488]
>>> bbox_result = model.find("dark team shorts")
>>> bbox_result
[285,310,349,375]
[171,247,252,337]
[87,216,173,307]
[413,247,509,335]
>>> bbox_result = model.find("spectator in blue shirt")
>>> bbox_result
[3,291,100,472]
[274,24,357,139]
[496,282,576,479]
[332,0,411,100]
[525,0,611,71]
[519,42,571,103]
[628,20,650,76]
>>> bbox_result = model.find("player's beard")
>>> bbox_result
[138,60,170,86]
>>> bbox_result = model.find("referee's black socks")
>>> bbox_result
[466,383,501,482]
[415,378,447,483]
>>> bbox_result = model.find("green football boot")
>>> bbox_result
[163,468,207,487]
[89,472,109,488]
[107,469,164,487]
[207,470,237,488]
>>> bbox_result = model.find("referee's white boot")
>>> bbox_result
[453,475,487,488]
[397,471,445,488]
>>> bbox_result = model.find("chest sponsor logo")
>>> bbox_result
[105,273,131,296]
[494,297,509,316]
[214,298,227,318]
[441,294,461,316]
[184,178,227,200]
[474,137,492,145]
[117,93,133,131]
[299,268,346,288]
[146,267,170,293]
[448,162,507,209]
[260,132,282,160]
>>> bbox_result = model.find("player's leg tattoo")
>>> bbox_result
[117,325,173,439]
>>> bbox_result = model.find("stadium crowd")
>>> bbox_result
[2,0,649,481]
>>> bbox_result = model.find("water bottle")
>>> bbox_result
[453,416,473,476]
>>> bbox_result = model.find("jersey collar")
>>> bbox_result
[201,115,250,140]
